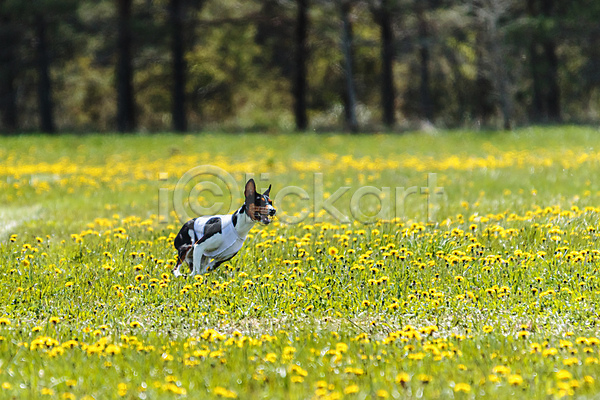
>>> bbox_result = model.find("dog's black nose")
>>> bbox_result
[269,208,276,216]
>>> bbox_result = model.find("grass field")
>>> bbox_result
[2,127,600,399]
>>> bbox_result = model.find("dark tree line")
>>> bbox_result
[1,0,599,134]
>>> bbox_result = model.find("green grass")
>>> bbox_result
[2,126,600,399]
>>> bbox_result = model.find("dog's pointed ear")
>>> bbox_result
[244,179,256,203]
[263,184,271,197]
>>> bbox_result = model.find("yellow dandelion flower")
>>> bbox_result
[492,365,510,375]
[291,376,304,383]
[585,357,599,365]
[508,374,523,386]
[118,382,127,396]
[408,352,425,360]
[344,384,359,394]
[575,337,589,345]
[562,357,579,366]
[543,347,558,357]
[315,380,328,389]
[517,330,530,339]
[588,337,600,346]
[105,344,121,355]
[290,365,308,377]
[328,246,339,256]
[395,372,410,385]
[454,383,471,393]
[213,386,237,398]
[556,370,572,380]
[569,379,580,389]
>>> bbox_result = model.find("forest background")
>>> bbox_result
[1,0,598,134]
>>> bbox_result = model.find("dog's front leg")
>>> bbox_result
[190,244,209,277]
[173,245,193,277]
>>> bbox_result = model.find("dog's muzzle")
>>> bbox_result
[261,206,276,225]
[250,205,276,225]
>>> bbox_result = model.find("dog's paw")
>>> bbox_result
[173,268,183,278]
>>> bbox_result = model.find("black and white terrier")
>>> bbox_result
[173,179,276,277]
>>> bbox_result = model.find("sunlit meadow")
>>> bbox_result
[2,127,600,399]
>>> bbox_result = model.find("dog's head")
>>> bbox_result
[244,179,276,225]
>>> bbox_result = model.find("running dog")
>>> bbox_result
[173,179,275,277]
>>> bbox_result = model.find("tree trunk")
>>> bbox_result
[35,14,55,134]
[379,0,396,128]
[116,0,136,132]
[476,0,512,130]
[498,70,512,130]
[528,0,561,123]
[543,12,562,122]
[0,15,18,132]
[0,62,17,132]
[527,0,543,122]
[541,0,560,122]
[474,25,494,126]
[170,0,187,132]
[543,41,561,122]
[491,35,512,130]
[293,0,309,131]
[341,1,358,133]
[416,1,433,122]
[528,45,544,121]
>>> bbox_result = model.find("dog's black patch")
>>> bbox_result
[195,217,222,246]
[233,205,246,227]
[203,217,222,238]
[174,218,196,250]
